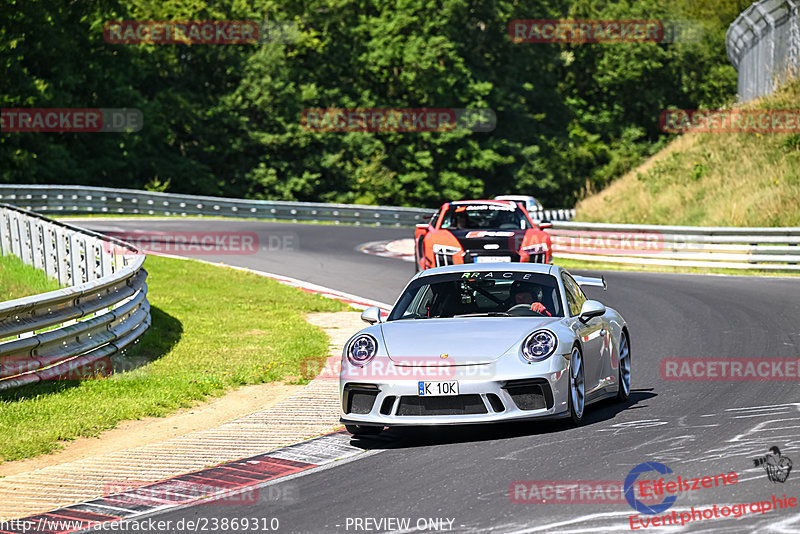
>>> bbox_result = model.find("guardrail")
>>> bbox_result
[727,0,800,101]
[549,221,800,271]
[530,208,575,222]
[0,203,150,390]
[0,185,575,226]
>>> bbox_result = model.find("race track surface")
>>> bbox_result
[74,218,800,533]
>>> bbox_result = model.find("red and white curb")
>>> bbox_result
[0,433,370,534]
[359,239,415,263]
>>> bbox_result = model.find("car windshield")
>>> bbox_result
[440,204,529,230]
[388,271,563,320]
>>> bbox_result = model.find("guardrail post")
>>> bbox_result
[55,226,70,286]
[69,233,84,285]
[0,209,11,256]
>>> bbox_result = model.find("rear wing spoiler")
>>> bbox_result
[573,275,607,291]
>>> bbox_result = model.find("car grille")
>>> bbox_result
[396,395,488,416]
[503,379,554,410]
[434,251,457,267]
[528,252,547,264]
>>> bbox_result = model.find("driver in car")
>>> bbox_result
[507,282,551,316]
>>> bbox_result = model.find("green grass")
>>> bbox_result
[0,254,61,301]
[576,79,800,226]
[554,256,800,277]
[0,255,347,463]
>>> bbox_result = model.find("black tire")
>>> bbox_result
[567,345,585,425]
[345,424,383,436]
[616,331,631,402]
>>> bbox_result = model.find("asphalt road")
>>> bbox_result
[74,218,800,533]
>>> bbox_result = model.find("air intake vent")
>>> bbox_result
[486,393,505,412]
[504,379,553,410]
[396,395,488,416]
[344,384,379,414]
[380,396,396,415]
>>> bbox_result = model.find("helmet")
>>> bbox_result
[510,281,543,301]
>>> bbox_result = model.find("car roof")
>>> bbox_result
[494,195,536,201]
[417,263,557,278]
[450,199,517,207]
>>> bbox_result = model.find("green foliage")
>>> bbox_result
[1,0,739,208]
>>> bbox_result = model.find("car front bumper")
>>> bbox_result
[339,354,573,426]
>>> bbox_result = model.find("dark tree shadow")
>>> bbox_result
[110,305,183,374]
[0,305,182,402]
[347,389,657,450]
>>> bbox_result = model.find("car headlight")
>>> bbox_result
[521,330,558,362]
[347,334,378,367]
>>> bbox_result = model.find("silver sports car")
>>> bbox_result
[339,263,630,436]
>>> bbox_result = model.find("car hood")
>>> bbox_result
[446,229,526,251]
[380,317,561,365]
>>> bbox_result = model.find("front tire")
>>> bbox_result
[345,424,383,436]
[616,331,631,402]
[568,345,585,425]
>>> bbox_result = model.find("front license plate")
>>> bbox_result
[476,256,511,263]
[418,381,459,396]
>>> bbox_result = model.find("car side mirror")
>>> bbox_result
[579,300,606,323]
[361,306,382,325]
[416,223,430,231]
[538,220,553,230]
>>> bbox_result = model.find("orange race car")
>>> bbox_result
[414,200,552,272]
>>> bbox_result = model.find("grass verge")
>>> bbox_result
[575,80,800,226]
[0,254,61,301]
[0,255,347,463]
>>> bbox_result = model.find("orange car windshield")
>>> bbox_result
[440,204,529,230]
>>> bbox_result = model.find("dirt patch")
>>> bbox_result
[0,381,302,477]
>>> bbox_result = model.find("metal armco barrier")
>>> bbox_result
[529,208,576,222]
[0,203,150,390]
[0,185,576,226]
[727,0,800,101]
[549,221,800,271]
[0,185,434,227]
